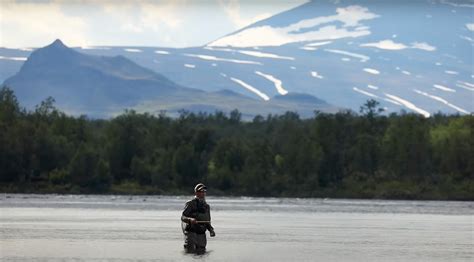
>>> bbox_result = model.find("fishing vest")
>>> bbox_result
[185,198,210,234]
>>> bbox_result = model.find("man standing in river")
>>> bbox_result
[181,183,215,253]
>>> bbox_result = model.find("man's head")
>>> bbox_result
[194,183,207,199]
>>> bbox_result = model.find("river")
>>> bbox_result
[0,194,472,261]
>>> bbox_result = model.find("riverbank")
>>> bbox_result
[1,177,472,201]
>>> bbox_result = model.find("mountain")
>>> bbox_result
[1,0,472,116]
[2,40,334,118]
[3,39,194,116]
[204,0,473,117]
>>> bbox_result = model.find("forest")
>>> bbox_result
[0,86,472,200]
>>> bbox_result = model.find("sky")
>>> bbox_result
[0,0,307,48]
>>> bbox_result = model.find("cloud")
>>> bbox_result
[102,0,185,32]
[1,1,89,47]
[121,23,144,33]
[218,0,271,29]
[1,0,307,48]
[0,0,190,48]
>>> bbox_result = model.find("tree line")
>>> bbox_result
[0,87,472,199]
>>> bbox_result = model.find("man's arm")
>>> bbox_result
[206,205,215,236]
[181,200,197,224]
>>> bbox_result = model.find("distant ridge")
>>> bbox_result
[4,39,190,116]
[273,93,327,105]
[3,40,335,118]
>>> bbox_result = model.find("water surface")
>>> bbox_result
[1,194,472,261]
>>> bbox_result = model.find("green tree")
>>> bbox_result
[173,143,199,186]
[241,139,273,195]
[431,116,473,181]
[131,156,152,185]
[359,99,384,120]
[349,134,380,176]
[0,86,21,124]
[106,111,150,181]
[151,148,174,188]
[382,114,432,179]
[69,144,111,190]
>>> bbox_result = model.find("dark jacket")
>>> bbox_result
[181,197,214,234]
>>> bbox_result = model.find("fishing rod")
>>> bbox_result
[181,221,211,234]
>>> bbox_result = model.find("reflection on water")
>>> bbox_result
[1,194,473,262]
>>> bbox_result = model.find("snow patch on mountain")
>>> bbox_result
[414,89,469,114]
[124,48,142,53]
[301,41,333,50]
[230,77,270,101]
[385,93,430,117]
[360,40,435,51]
[0,56,27,61]
[324,49,370,62]
[459,81,474,88]
[460,35,474,42]
[238,50,294,60]
[306,41,333,47]
[209,6,379,47]
[364,68,380,75]
[361,40,407,50]
[445,70,459,75]
[255,71,288,95]
[184,54,262,65]
[456,81,474,91]
[440,0,474,8]
[353,87,377,98]
[202,47,295,60]
[411,42,436,51]
[203,47,235,52]
[384,98,402,106]
[433,84,456,92]
[311,71,324,79]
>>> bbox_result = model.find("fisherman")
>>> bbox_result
[181,183,215,253]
